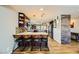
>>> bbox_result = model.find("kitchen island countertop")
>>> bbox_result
[13,32,48,38]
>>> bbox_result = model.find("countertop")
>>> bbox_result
[14,32,48,35]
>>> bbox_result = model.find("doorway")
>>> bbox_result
[48,21,53,39]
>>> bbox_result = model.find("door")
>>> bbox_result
[49,21,53,39]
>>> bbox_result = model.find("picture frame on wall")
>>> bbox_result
[53,19,57,28]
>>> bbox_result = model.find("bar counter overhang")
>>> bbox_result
[13,32,48,39]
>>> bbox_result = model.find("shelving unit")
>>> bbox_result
[18,12,30,27]
[18,12,26,27]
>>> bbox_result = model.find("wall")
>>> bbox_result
[53,16,61,44]
[0,6,18,54]
[53,15,71,44]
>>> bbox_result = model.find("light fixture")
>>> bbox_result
[33,14,36,17]
[41,13,45,17]
[70,19,75,28]
[40,8,44,11]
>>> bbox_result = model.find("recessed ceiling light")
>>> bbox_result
[40,8,44,11]
[33,14,36,17]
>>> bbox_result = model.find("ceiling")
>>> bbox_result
[9,5,79,23]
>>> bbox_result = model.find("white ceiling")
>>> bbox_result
[9,5,79,23]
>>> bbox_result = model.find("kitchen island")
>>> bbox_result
[13,32,49,51]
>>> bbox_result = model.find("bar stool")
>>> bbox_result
[40,35,49,51]
[17,35,31,51]
[31,35,41,51]
[23,35,31,50]
[17,35,25,51]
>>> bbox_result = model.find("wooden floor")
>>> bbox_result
[13,37,79,54]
